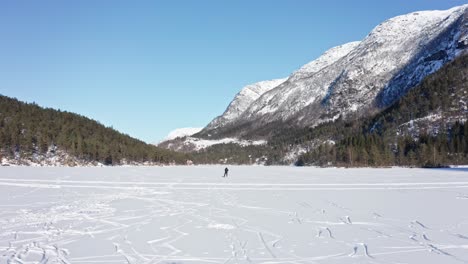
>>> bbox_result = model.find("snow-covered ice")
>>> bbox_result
[1,166,468,263]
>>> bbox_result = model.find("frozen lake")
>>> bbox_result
[0,166,467,264]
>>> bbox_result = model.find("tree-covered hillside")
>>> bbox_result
[295,52,468,167]
[0,96,187,165]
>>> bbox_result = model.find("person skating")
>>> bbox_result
[223,167,229,177]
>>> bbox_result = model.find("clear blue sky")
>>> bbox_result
[0,0,465,143]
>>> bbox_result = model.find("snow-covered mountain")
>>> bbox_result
[202,78,287,131]
[197,5,468,140]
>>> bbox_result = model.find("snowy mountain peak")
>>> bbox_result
[366,5,466,46]
[203,78,287,131]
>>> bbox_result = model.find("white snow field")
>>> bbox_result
[1,166,468,264]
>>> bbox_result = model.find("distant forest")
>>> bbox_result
[0,96,187,165]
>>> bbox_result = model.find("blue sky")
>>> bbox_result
[0,0,465,143]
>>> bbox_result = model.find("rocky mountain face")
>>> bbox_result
[196,5,468,140]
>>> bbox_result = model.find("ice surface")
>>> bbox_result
[0,166,468,263]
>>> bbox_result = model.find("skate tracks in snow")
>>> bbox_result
[0,166,467,264]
